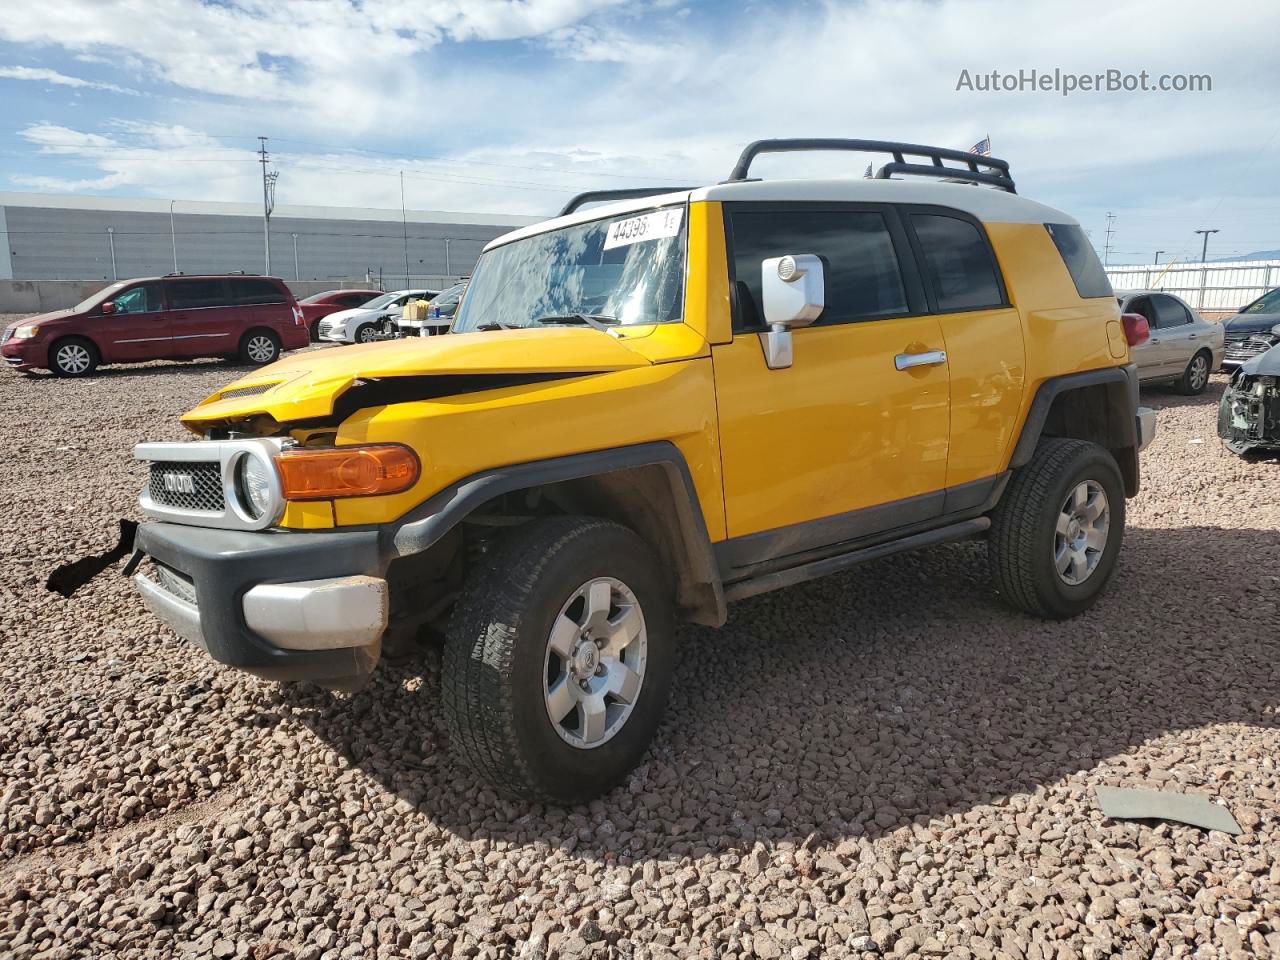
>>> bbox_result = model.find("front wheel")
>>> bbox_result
[443,517,674,803]
[988,438,1125,619]
[49,337,99,377]
[1177,350,1211,395]
[354,324,378,344]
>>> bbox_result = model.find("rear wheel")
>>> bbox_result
[49,337,99,377]
[1177,350,1211,395]
[239,330,280,365]
[443,516,674,803]
[988,438,1125,619]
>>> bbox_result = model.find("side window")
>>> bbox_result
[1045,223,1113,299]
[338,293,369,306]
[230,278,287,304]
[111,282,163,314]
[1126,296,1155,326]
[167,278,227,309]
[1152,295,1190,328]
[909,214,1004,311]
[728,209,908,331]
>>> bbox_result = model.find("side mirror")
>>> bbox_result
[101,301,116,315]
[760,254,824,370]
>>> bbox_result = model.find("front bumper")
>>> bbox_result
[1218,373,1280,453]
[2,337,46,371]
[133,521,388,684]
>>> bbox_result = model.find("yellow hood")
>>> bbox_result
[181,326,676,429]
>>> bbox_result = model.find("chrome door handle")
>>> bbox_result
[1149,337,1160,343]
[895,350,947,370]
[1188,334,1198,339]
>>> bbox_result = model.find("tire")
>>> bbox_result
[988,438,1125,619]
[239,329,281,365]
[443,516,674,804]
[354,324,378,344]
[1177,350,1211,395]
[309,319,321,342]
[49,337,99,377]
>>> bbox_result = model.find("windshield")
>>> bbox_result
[360,292,400,311]
[1243,288,1280,314]
[453,205,687,332]
[74,281,127,313]
[431,282,467,306]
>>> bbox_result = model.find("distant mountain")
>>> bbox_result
[1212,249,1280,262]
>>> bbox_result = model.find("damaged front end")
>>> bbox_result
[1218,347,1280,455]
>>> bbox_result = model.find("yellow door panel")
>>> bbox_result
[713,317,949,539]
[936,307,1025,488]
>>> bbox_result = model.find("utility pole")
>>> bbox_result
[1154,250,1164,265]
[106,227,117,281]
[258,136,278,275]
[400,170,410,288]
[1195,228,1218,264]
[291,233,299,281]
[1103,212,1117,266]
[169,200,178,272]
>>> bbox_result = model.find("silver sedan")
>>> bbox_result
[1117,290,1225,395]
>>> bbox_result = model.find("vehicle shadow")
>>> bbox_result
[1138,374,1227,409]
[278,524,1279,856]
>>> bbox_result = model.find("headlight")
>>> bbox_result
[236,453,275,519]
[12,325,39,339]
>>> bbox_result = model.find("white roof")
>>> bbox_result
[483,177,1076,252]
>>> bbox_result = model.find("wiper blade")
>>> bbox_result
[474,321,520,331]
[534,313,619,331]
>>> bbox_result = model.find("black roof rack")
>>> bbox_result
[559,186,696,217]
[726,138,1016,193]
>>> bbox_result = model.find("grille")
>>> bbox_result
[318,319,337,338]
[220,382,277,400]
[152,561,198,605]
[1225,335,1279,364]
[148,461,224,512]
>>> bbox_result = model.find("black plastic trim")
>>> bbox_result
[1010,365,1138,469]
[559,187,695,217]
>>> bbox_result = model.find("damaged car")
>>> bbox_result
[1218,340,1280,454]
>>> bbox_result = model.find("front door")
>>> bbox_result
[95,281,169,361]
[712,203,950,573]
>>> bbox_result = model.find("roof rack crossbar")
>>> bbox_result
[726,139,1016,193]
[558,187,696,217]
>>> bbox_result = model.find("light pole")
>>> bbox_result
[169,200,178,273]
[1194,229,1218,264]
[291,233,299,281]
[106,227,117,281]
[444,238,452,276]
[1154,250,1164,264]
[400,170,410,288]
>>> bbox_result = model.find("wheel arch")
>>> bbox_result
[1009,365,1141,497]
[386,442,726,627]
[48,333,102,369]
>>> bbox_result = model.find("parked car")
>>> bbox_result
[126,138,1155,803]
[1222,287,1280,370]
[2,274,308,377]
[317,289,438,344]
[399,280,469,337]
[1116,289,1224,394]
[1219,339,1280,454]
[298,289,383,341]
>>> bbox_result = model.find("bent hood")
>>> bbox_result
[181,325,699,430]
[1223,313,1280,335]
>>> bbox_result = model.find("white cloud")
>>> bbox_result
[0,64,137,94]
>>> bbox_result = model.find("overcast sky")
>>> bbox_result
[0,0,1277,265]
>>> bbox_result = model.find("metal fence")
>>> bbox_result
[1105,259,1279,313]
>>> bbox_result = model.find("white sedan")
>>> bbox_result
[317,289,437,344]
[1118,289,1225,395]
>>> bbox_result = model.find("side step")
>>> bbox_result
[723,517,991,603]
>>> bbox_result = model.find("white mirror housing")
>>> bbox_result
[760,254,824,370]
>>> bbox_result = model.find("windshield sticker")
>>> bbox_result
[602,208,684,251]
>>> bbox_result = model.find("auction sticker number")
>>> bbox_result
[603,208,684,251]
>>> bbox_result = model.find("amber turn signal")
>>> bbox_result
[276,445,419,500]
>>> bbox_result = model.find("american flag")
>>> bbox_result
[969,136,992,156]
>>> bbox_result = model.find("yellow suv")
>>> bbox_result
[129,139,1156,803]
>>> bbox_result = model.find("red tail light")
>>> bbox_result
[1121,312,1149,347]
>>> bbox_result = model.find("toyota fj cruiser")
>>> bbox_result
[127,140,1156,803]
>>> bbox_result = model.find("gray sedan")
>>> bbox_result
[1118,290,1225,395]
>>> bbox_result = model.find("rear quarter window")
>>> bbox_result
[230,278,289,304]
[1045,223,1113,299]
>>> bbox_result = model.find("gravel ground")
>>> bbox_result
[2,325,1278,960]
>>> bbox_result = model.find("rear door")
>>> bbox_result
[232,277,300,342]
[97,281,169,360]
[1150,293,1196,374]
[164,278,236,357]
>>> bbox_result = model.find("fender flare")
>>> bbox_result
[384,441,726,626]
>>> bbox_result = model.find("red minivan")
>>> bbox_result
[1,274,310,377]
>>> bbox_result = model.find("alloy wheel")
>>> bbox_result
[1189,355,1208,391]
[246,336,275,363]
[543,576,648,749]
[1054,480,1109,585]
[56,344,91,374]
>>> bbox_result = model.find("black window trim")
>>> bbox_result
[722,200,929,335]
[899,205,1011,315]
